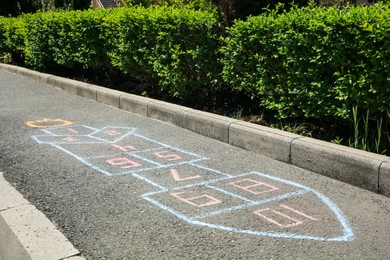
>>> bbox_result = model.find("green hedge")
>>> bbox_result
[11,6,222,98]
[1,4,389,120]
[24,9,111,70]
[102,6,222,97]
[0,17,8,56]
[222,4,390,119]
[0,16,25,61]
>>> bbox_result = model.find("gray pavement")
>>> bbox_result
[1,66,390,259]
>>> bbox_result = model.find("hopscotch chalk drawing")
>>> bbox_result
[28,120,354,242]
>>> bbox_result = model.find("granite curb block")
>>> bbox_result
[0,172,85,260]
[379,162,390,197]
[120,93,150,116]
[1,63,389,197]
[147,99,192,128]
[183,109,240,143]
[229,121,304,163]
[291,137,389,193]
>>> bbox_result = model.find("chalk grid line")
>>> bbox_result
[31,125,355,242]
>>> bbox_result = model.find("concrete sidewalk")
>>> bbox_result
[0,172,85,260]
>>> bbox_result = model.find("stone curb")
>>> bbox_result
[0,172,85,260]
[1,63,389,198]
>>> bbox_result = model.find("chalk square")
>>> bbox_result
[211,173,302,202]
[58,143,134,159]
[146,186,248,217]
[89,127,136,142]
[136,147,205,166]
[84,154,158,176]
[198,193,341,239]
[171,192,222,207]
[33,135,105,144]
[230,179,279,195]
[252,204,316,228]
[59,136,165,159]
[40,125,97,136]
[114,135,163,151]
[137,164,225,189]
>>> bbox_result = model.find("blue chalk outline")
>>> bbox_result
[40,125,99,136]
[32,125,208,176]
[31,125,355,242]
[89,126,137,143]
[142,171,354,242]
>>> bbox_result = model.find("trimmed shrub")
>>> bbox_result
[2,4,389,117]
[0,17,8,56]
[5,16,27,62]
[222,4,390,120]
[24,9,111,70]
[24,12,56,69]
[0,16,27,63]
[4,6,222,97]
[101,7,159,84]
[119,0,217,11]
[103,6,223,97]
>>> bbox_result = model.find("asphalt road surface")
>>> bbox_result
[1,69,390,259]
